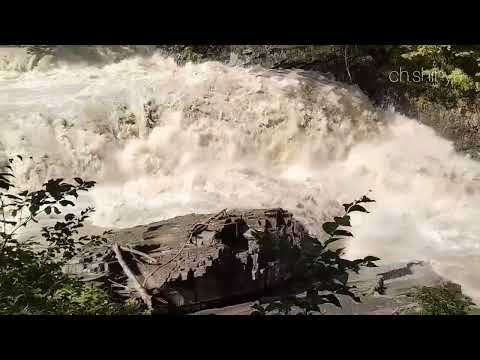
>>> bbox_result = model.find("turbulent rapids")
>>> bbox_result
[2,46,480,301]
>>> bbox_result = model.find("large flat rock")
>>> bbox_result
[192,261,447,315]
[67,208,460,315]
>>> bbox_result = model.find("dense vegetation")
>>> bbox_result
[0,156,144,315]
[414,283,474,315]
[153,45,480,108]
[1,155,381,315]
[7,45,480,314]
[343,45,480,106]
[3,155,474,315]
[250,195,379,315]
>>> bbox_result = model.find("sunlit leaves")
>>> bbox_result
[415,284,475,315]
[251,194,380,315]
[398,45,480,94]
[0,154,134,314]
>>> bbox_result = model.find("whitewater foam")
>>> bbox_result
[2,47,480,301]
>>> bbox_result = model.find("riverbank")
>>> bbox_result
[156,45,480,158]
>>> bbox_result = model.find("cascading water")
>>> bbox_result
[2,46,480,301]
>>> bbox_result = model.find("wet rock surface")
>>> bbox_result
[193,261,447,315]
[65,208,462,314]
[66,208,312,312]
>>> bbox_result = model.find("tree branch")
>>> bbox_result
[119,246,159,265]
[112,243,153,310]
[345,45,352,82]
[8,208,46,237]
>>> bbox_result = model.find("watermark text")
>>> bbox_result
[388,67,439,84]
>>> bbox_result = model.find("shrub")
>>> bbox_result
[415,284,475,315]
[251,195,379,315]
[0,155,144,315]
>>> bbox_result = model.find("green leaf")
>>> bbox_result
[347,204,369,213]
[251,304,266,314]
[323,294,341,307]
[358,195,375,203]
[65,214,75,221]
[342,203,353,212]
[363,256,380,262]
[83,181,96,188]
[4,194,21,200]
[322,222,338,235]
[332,229,353,237]
[59,200,75,207]
[334,216,351,227]
[324,237,342,247]
[0,180,11,190]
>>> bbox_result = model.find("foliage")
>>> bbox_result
[26,45,480,109]
[396,45,480,94]
[303,45,480,107]
[415,283,475,315]
[251,195,379,315]
[51,284,144,315]
[0,155,144,315]
[343,45,480,106]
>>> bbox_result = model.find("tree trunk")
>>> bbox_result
[112,243,153,310]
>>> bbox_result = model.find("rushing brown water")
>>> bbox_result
[2,46,480,301]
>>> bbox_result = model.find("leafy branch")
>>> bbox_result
[251,194,379,315]
[0,155,140,315]
[0,156,96,257]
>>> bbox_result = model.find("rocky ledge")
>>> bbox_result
[64,208,465,315]
[193,261,463,315]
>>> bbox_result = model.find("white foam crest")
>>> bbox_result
[2,50,480,301]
